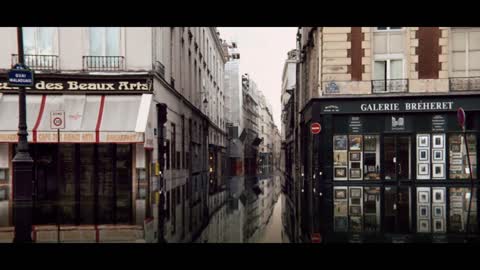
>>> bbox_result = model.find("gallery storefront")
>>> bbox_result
[301,93,480,243]
[0,73,157,242]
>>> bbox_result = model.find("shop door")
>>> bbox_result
[383,186,411,234]
[383,135,411,181]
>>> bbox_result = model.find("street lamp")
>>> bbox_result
[12,27,34,243]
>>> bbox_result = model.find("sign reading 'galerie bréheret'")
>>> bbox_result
[0,75,153,91]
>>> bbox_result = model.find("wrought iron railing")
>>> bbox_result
[12,54,59,71]
[83,56,124,71]
[449,77,480,91]
[371,79,409,93]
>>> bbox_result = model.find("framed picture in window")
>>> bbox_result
[433,134,444,149]
[451,143,461,153]
[433,164,445,178]
[418,190,430,203]
[433,150,444,162]
[418,149,429,162]
[417,134,430,148]
[364,136,377,151]
[418,163,430,176]
[334,135,348,151]
[335,167,347,178]
[334,202,348,216]
[350,152,361,161]
[351,162,361,169]
[349,135,362,151]
[350,188,362,198]
[350,205,361,215]
[334,152,348,166]
[433,206,444,218]
[418,219,430,232]
[334,189,347,199]
[419,205,430,218]
[433,219,444,232]
[350,168,362,179]
[433,189,445,203]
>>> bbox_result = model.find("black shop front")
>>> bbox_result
[300,93,480,243]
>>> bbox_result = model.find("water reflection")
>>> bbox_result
[195,171,283,243]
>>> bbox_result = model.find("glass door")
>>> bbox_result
[383,186,412,234]
[383,135,411,181]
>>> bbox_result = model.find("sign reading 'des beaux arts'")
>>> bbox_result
[0,75,153,91]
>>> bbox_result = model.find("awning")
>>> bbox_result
[0,93,153,144]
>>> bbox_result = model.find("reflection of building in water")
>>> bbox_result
[296,27,480,243]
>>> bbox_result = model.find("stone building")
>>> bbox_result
[296,27,480,243]
[0,27,227,243]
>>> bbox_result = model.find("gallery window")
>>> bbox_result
[449,133,477,180]
[416,187,447,233]
[333,134,380,181]
[416,133,446,180]
[449,187,478,233]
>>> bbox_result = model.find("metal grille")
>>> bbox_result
[83,56,124,71]
[372,79,408,93]
[12,54,59,71]
[450,77,480,91]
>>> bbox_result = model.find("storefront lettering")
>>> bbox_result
[106,134,139,142]
[360,101,454,112]
[0,77,152,91]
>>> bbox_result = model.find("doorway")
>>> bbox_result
[383,135,411,181]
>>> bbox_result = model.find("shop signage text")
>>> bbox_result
[360,101,454,112]
[0,76,152,91]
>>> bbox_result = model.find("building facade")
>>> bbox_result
[0,27,227,243]
[296,27,480,243]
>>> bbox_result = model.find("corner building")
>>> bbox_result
[297,27,480,243]
[0,27,226,243]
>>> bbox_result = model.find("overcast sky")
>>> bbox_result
[218,27,297,131]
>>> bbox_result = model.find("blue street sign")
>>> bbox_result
[8,67,34,87]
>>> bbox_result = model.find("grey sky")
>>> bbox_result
[218,27,297,131]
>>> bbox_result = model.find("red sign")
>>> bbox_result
[457,107,466,129]
[311,122,321,134]
[311,233,322,243]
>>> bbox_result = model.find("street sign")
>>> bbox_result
[311,122,321,134]
[50,111,65,129]
[457,107,466,130]
[8,67,34,87]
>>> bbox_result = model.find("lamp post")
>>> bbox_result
[12,27,34,243]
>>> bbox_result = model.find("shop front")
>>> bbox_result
[0,74,157,242]
[301,93,480,243]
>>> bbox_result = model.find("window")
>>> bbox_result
[449,134,477,179]
[451,28,480,77]
[89,27,121,56]
[23,27,57,55]
[373,27,405,91]
[449,187,477,233]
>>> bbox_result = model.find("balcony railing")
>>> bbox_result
[12,54,59,71]
[371,79,409,93]
[83,56,124,71]
[449,77,480,91]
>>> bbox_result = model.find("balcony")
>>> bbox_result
[12,54,59,71]
[449,77,480,91]
[83,56,124,71]
[371,79,409,93]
